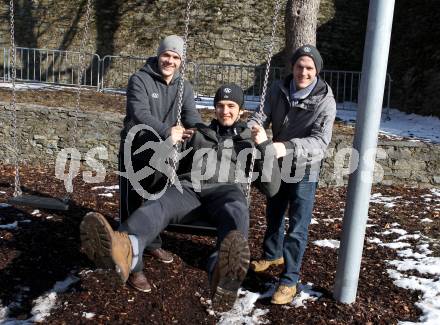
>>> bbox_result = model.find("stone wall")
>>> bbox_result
[0,0,289,65]
[0,102,122,168]
[1,102,439,188]
[0,1,439,117]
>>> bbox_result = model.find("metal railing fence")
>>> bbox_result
[194,63,284,100]
[100,55,197,92]
[1,47,100,89]
[321,69,392,113]
[0,47,392,112]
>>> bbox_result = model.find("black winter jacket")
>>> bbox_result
[176,120,281,198]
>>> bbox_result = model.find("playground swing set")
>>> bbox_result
[5,0,282,235]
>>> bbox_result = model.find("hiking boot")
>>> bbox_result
[145,248,174,264]
[211,230,250,312]
[128,271,151,293]
[271,284,297,304]
[80,212,133,283]
[250,257,284,272]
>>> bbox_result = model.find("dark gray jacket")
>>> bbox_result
[121,56,202,142]
[249,75,336,168]
[176,120,281,198]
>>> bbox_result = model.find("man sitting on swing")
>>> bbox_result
[80,84,280,312]
[119,35,203,265]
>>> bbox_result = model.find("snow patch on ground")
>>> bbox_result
[337,107,440,143]
[370,193,401,208]
[394,272,440,325]
[91,185,119,191]
[0,274,79,324]
[291,283,323,308]
[0,305,9,323]
[98,193,114,198]
[380,242,411,249]
[217,289,269,325]
[82,312,95,319]
[205,282,323,324]
[0,221,18,230]
[397,234,421,241]
[313,239,340,249]
[369,219,440,325]
[388,257,440,276]
[382,228,408,236]
[431,189,440,197]
[368,237,383,244]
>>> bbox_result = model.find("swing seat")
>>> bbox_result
[167,220,217,236]
[8,194,70,211]
[166,204,218,236]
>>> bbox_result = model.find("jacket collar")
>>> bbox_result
[280,74,328,109]
[197,119,250,142]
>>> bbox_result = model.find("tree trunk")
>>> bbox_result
[285,0,321,65]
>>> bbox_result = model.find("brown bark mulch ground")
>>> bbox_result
[1,164,438,324]
[1,86,438,323]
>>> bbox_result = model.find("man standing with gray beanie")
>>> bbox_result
[248,44,336,304]
[118,35,202,292]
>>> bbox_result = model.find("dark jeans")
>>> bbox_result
[263,179,318,286]
[119,183,249,273]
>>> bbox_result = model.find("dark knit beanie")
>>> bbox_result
[213,83,244,108]
[291,44,323,73]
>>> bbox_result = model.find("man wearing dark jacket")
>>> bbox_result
[81,84,280,312]
[249,45,336,305]
[119,35,202,264]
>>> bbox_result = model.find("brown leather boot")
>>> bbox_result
[80,212,133,283]
[211,230,250,312]
[250,257,284,272]
[145,248,174,263]
[271,284,297,304]
[128,271,151,293]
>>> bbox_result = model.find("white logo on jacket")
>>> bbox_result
[151,93,159,99]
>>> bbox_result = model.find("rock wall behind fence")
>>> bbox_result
[1,102,439,188]
[0,1,439,117]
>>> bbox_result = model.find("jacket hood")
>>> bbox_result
[140,56,181,85]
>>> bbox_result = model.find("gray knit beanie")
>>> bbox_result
[291,44,323,73]
[157,35,184,59]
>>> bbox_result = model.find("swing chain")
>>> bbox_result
[176,0,193,127]
[244,0,283,203]
[71,0,93,152]
[171,0,193,185]
[9,0,22,197]
[62,0,92,200]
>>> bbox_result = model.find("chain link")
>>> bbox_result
[63,0,92,199]
[171,0,193,185]
[71,0,92,151]
[175,0,193,127]
[9,0,22,196]
[244,0,283,203]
